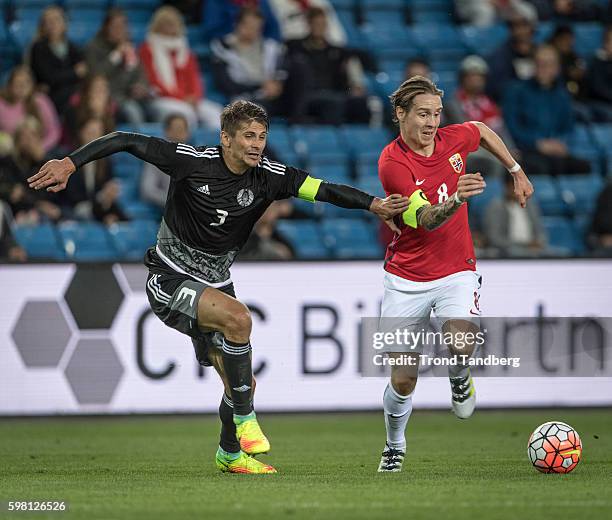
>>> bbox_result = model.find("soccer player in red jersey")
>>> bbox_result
[376,76,534,472]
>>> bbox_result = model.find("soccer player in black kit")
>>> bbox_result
[29,101,409,474]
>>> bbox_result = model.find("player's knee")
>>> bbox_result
[224,304,252,341]
[391,375,417,396]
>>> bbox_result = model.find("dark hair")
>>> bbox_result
[236,7,264,26]
[163,113,188,131]
[97,8,126,41]
[221,100,269,136]
[389,75,444,122]
[306,6,327,22]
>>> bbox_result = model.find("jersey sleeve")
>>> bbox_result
[458,122,481,153]
[143,138,201,181]
[379,158,431,228]
[263,157,309,200]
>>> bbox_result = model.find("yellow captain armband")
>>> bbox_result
[402,189,431,228]
[297,175,323,203]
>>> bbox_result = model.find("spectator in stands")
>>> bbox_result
[530,0,601,22]
[140,6,223,130]
[202,0,281,42]
[29,6,87,114]
[484,174,547,257]
[455,0,533,27]
[285,7,375,125]
[210,8,286,114]
[548,25,587,99]
[503,44,591,175]
[0,118,61,225]
[486,4,538,102]
[140,113,190,209]
[268,0,346,45]
[0,65,61,154]
[404,57,431,80]
[0,202,27,262]
[584,26,612,121]
[64,75,116,147]
[445,55,518,177]
[589,181,612,255]
[85,9,151,125]
[57,118,127,225]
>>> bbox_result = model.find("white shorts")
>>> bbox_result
[380,270,482,353]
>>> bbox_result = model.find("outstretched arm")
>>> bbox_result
[471,121,534,208]
[28,132,153,192]
[297,177,410,232]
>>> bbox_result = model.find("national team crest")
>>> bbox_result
[237,188,254,207]
[448,153,464,174]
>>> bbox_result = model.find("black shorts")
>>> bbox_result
[144,248,236,366]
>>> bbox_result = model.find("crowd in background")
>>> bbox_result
[1,0,611,261]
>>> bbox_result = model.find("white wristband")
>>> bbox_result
[454,191,464,204]
[508,162,521,173]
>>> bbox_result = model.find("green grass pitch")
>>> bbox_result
[1,409,611,520]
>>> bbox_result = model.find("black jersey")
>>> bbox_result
[139,138,308,284]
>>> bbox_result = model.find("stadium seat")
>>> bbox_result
[558,174,603,216]
[460,24,508,57]
[573,23,604,58]
[120,201,162,220]
[356,177,386,198]
[111,152,142,179]
[339,125,391,157]
[108,220,158,260]
[360,0,406,8]
[355,156,379,181]
[136,123,164,138]
[12,223,65,260]
[530,176,567,216]
[276,220,330,259]
[289,125,348,163]
[321,218,382,259]
[112,0,159,8]
[542,216,584,255]
[67,22,101,46]
[308,164,352,184]
[466,176,503,222]
[57,221,119,261]
[8,19,39,50]
[411,0,454,25]
[412,24,466,61]
[192,127,221,147]
[64,0,110,8]
[591,123,612,151]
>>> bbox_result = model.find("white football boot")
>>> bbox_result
[377,442,405,472]
[450,370,476,419]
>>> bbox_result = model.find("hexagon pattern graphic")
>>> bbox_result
[64,339,124,405]
[12,301,72,368]
[64,265,125,329]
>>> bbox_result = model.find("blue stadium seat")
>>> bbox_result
[329,0,356,9]
[411,0,454,25]
[542,216,584,255]
[321,218,382,259]
[116,175,141,206]
[8,19,39,50]
[467,177,503,222]
[108,220,158,260]
[112,0,159,7]
[339,125,391,157]
[290,125,348,163]
[58,221,119,261]
[67,7,107,23]
[121,8,154,25]
[356,177,386,198]
[530,175,567,216]
[308,164,351,185]
[192,127,221,147]
[412,24,466,59]
[120,201,162,220]
[355,156,379,181]
[64,0,110,8]
[134,123,163,138]
[535,21,555,44]
[573,23,603,58]
[276,220,330,259]
[12,223,65,259]
[360,0,406,8]
[129,22,148,45]
[558,174,603,216]
[566,124,600,172]
[460,24,508,57]
[591,123,612,151]
[67,21,103,46]
[110,152,142,179]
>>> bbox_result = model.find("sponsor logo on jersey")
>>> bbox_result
[197,184,210,195]
[448,153,464,174]
[232,385,252,392]
[416,179,425,185]
[237,188,255,207]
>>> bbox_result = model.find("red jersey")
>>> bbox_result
[379,122,481,282]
